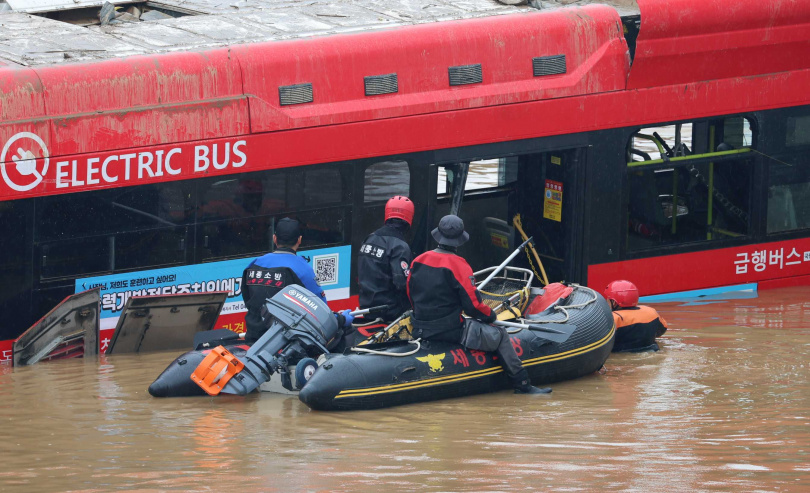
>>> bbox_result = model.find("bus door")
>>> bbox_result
[515,148,587,284]
[351,159,414,293]
[416,148,586,284]
[421,158,519,273]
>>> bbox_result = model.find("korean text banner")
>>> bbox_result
[76,245,351,322]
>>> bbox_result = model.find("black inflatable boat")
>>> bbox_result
[299,274,615,411]
[149,268,614,407]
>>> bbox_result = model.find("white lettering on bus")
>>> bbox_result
[194,146,208,173]
[153,150,165,177]
[56,161,70,188]
[121,153,136,181]
[232,140,247,168]
[138,152,154,179]
[194,142,246,172]
[212,143,229,170]
[42,139,245,190]
[71,160,85,186]
[86,157,100,185]
[165,148,181,175]
[102,155,118,182]
[194,145,209,172]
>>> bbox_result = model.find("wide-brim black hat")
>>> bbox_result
[431,214,469,247]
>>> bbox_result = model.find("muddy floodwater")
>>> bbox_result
[1,287,808,491]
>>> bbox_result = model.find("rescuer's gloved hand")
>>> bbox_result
[334,309,354,328]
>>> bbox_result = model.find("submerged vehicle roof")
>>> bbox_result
[0,0,640,67]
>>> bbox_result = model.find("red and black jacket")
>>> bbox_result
[407,248,496,339]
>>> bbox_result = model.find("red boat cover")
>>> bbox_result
[526,283,574,315]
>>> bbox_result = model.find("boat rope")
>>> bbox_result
[350,339,422,357]
[505,285,600,333]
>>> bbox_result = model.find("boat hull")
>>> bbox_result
[300,287,615,411]
[148,343,252,397]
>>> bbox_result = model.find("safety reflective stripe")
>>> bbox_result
[334,325,615,399]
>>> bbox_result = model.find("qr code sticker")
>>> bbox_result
[313,253,339,286]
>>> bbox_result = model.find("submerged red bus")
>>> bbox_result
[1,0,809,359]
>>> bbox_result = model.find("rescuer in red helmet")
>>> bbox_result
[356,196,415,325]
[604,280,668,352]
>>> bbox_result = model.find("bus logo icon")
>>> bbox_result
[1,132,50,192]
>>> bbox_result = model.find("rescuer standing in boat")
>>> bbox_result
[242,217,352,342]
[605,280,668,352]
[407,214,551,394]
[358,196,415,323]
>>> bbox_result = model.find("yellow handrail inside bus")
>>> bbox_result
[626,148,751,167]
[711,227,742,238]
[512,214,549,286]
[633,133,667,157]
[671,168,678,235]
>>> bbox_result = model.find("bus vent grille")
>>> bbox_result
[365,73,398,96]
[279,83,314,106]
[533,55,566,76]
[448,64,483,86]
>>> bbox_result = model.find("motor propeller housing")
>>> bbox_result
[197,285,340,395]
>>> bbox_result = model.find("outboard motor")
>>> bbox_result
[191,285,339,396]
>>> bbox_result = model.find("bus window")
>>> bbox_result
[626,117,755,251]
[40,237,112,280]
[198,172,284,222]
[35,182,195,280]
[296,208,346,248]
[785,114,810,147]
[198,170,284,260]
[768,153,810,233]
[433,157,520,271]
[199,165,349,260]
[437,157,518,194]
[0,200,32,340]
[305,167,344,206]
[364,160,410,202]
[36,181,194,242]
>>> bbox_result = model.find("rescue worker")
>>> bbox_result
[358,196,414,323]
[407,214,551,394]
[242,217,352,342]
[605,280,668,352]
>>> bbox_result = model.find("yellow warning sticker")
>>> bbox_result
[543,179,563,222]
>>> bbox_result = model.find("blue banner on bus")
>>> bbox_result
[76,245,351,322]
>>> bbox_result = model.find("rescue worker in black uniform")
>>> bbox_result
[407,214,551,394]
[242,218,352,343]
[605,280,668,352]
[358,196,415,323]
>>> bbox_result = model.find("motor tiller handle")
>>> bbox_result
[348,305,391,317]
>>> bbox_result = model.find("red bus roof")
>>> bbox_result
[0,0,809,202]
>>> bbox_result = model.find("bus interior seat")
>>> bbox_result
[482,217,515,263]
[628,171,668,236]
[767,185,798,232]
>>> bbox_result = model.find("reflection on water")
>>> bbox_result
[1,287,808,491]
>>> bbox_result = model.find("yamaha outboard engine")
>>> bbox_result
[191,285,339,396]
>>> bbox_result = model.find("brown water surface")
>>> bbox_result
[1,287,809,492]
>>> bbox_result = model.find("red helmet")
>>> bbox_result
[604,280,639,308]
[385,196,414,225]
